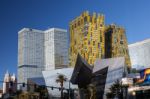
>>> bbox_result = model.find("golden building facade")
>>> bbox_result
[69,11,131,69]
[69,11,105,66]
[105,24,131,69]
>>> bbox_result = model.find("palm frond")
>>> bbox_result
[56,74,67,83]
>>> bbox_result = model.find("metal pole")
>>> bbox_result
[69,80,71,99]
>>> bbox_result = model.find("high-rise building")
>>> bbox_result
[18,28,45,84]
[18,28,68,84]
[128,39,150,70]
[69,11,105,66]
[105,24,131,69]
[69,11,131,69]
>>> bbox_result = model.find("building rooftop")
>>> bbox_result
[128,38,150,47]
[18,28,43,34]
[44,28,67,32]
[18,27,67,34]
[70,11,104,24]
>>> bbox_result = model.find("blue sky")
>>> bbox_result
[0,0,150,83]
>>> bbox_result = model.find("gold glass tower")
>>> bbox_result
[69,11,105,66]
[69,11,131,69]
[105,24,131,69]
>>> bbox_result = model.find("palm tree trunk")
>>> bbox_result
[61,82,64,99]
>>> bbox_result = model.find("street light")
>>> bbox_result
[132,91,136,96]
[121,77,133,99]
[68,79,71,99]
[132,91,136,99]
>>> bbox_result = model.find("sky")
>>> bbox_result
[0,0,150,83]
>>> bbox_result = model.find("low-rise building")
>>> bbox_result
[3,71,17,94]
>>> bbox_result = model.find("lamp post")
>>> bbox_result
[68,71,80,99]
[121,77,133,99]
[68,79,71,99]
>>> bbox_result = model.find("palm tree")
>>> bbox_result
[106,79,123,99]
[56,74,67,99]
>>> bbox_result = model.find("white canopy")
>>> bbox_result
[42,68,78,97]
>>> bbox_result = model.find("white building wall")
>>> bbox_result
[44,29,55,70]
[128,39,150,70]
[44,28,68,70]
[54,28,68,69]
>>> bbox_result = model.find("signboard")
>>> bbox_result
[128,86,150,92]
[136,68,150,84]
[122,78,133,85]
